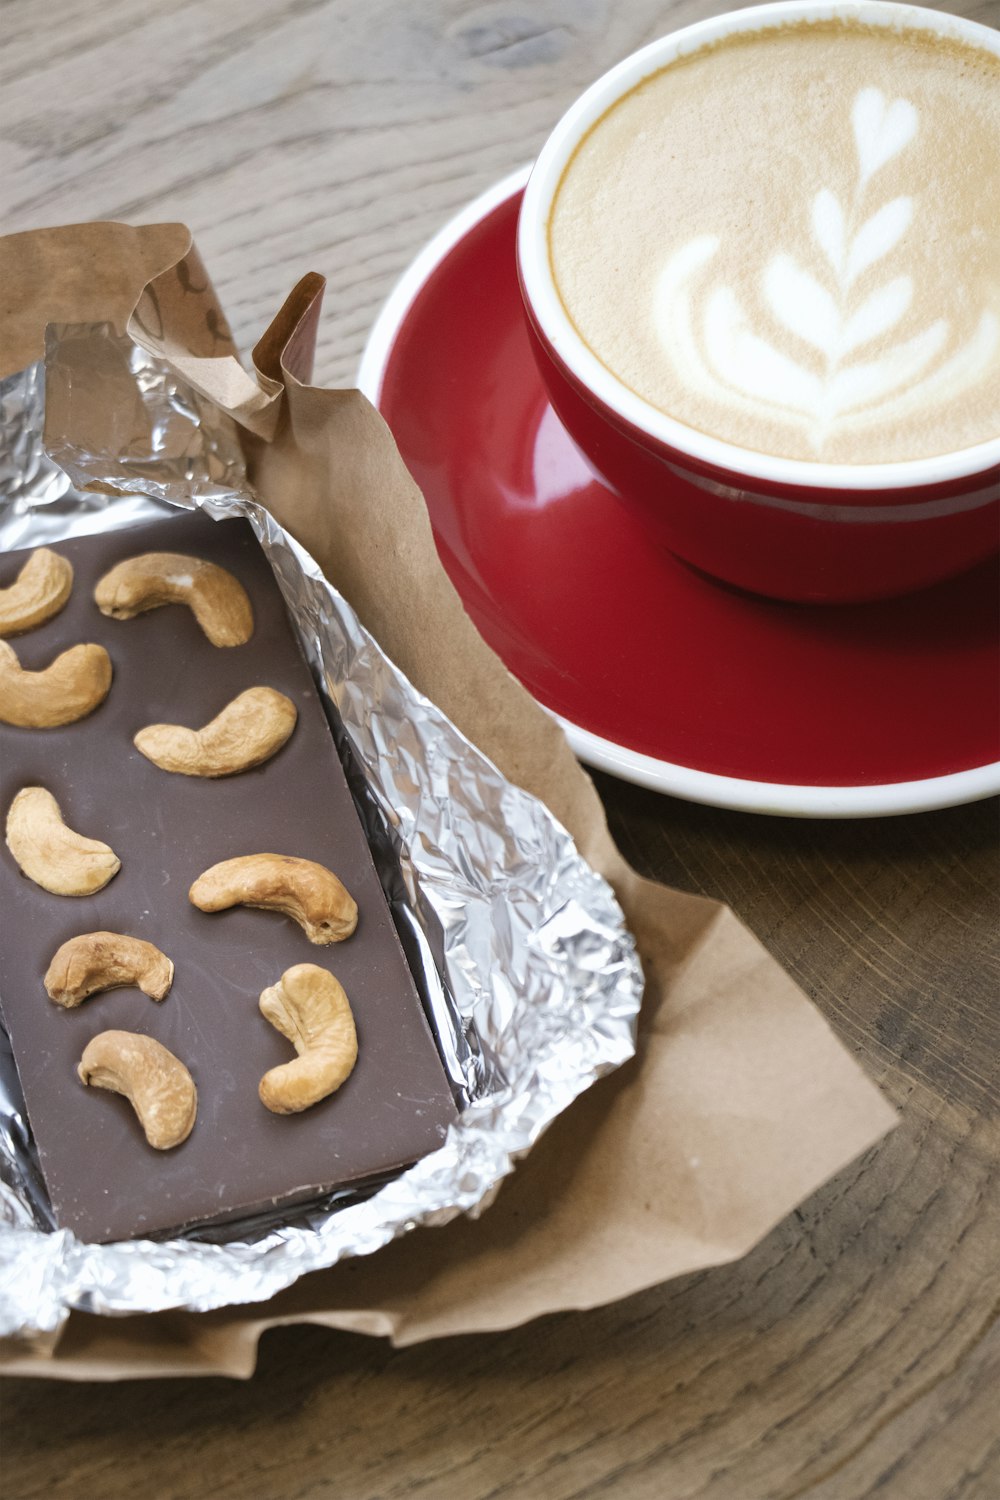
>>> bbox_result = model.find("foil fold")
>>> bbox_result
[0,336,642,1343]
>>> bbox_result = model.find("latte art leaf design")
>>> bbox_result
[653,87,999,453]
[841,196,913,284]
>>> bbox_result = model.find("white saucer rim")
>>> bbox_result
[357,169,1000,818]
[553,714,1000,818]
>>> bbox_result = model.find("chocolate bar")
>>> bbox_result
[0,513,457,1242]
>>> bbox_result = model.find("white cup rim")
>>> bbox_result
[517,0,1000,493]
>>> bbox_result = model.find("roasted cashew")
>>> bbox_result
[77,1030,196,1149]
[0,639,112,728]
[45,932,174,1008]
[0,548,73,636]
[134,686,297,777]
[258,964,358,1114]
[94,552,253,647]
[189,853,357,944]
[5,786,121,896]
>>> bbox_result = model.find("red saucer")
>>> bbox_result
[360,171,1000,816]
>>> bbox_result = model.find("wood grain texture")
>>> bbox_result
[1,0,998,1496]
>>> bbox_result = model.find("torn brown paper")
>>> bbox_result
[0,224,896,1379]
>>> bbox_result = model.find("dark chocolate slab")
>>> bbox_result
[0,513,457,1242]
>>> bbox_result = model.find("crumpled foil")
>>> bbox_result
[0,334,643,1344]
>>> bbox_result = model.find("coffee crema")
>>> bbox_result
[548,20,1000,464]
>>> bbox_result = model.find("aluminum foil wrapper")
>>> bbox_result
[0,331,642,1344]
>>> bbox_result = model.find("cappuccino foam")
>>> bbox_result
[548,21,1000,464]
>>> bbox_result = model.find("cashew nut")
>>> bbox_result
[94,552,253,647]
[0,548,73,636]
[5,787,121,896]
[45,932,174,1008]
[77,1030,196,1149]
[258,964,358,1114]
[134,686,297,777]
[0,639,113,728]
[189,853,357,944]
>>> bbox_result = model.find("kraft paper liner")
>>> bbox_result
[0,223,896,1379]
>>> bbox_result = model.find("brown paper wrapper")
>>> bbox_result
[0,224,896,1379]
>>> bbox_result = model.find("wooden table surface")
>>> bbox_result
[2,2,998,1497]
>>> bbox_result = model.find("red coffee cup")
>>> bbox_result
[517,1,1000,603]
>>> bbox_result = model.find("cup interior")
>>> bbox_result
[518,0,1000,492]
